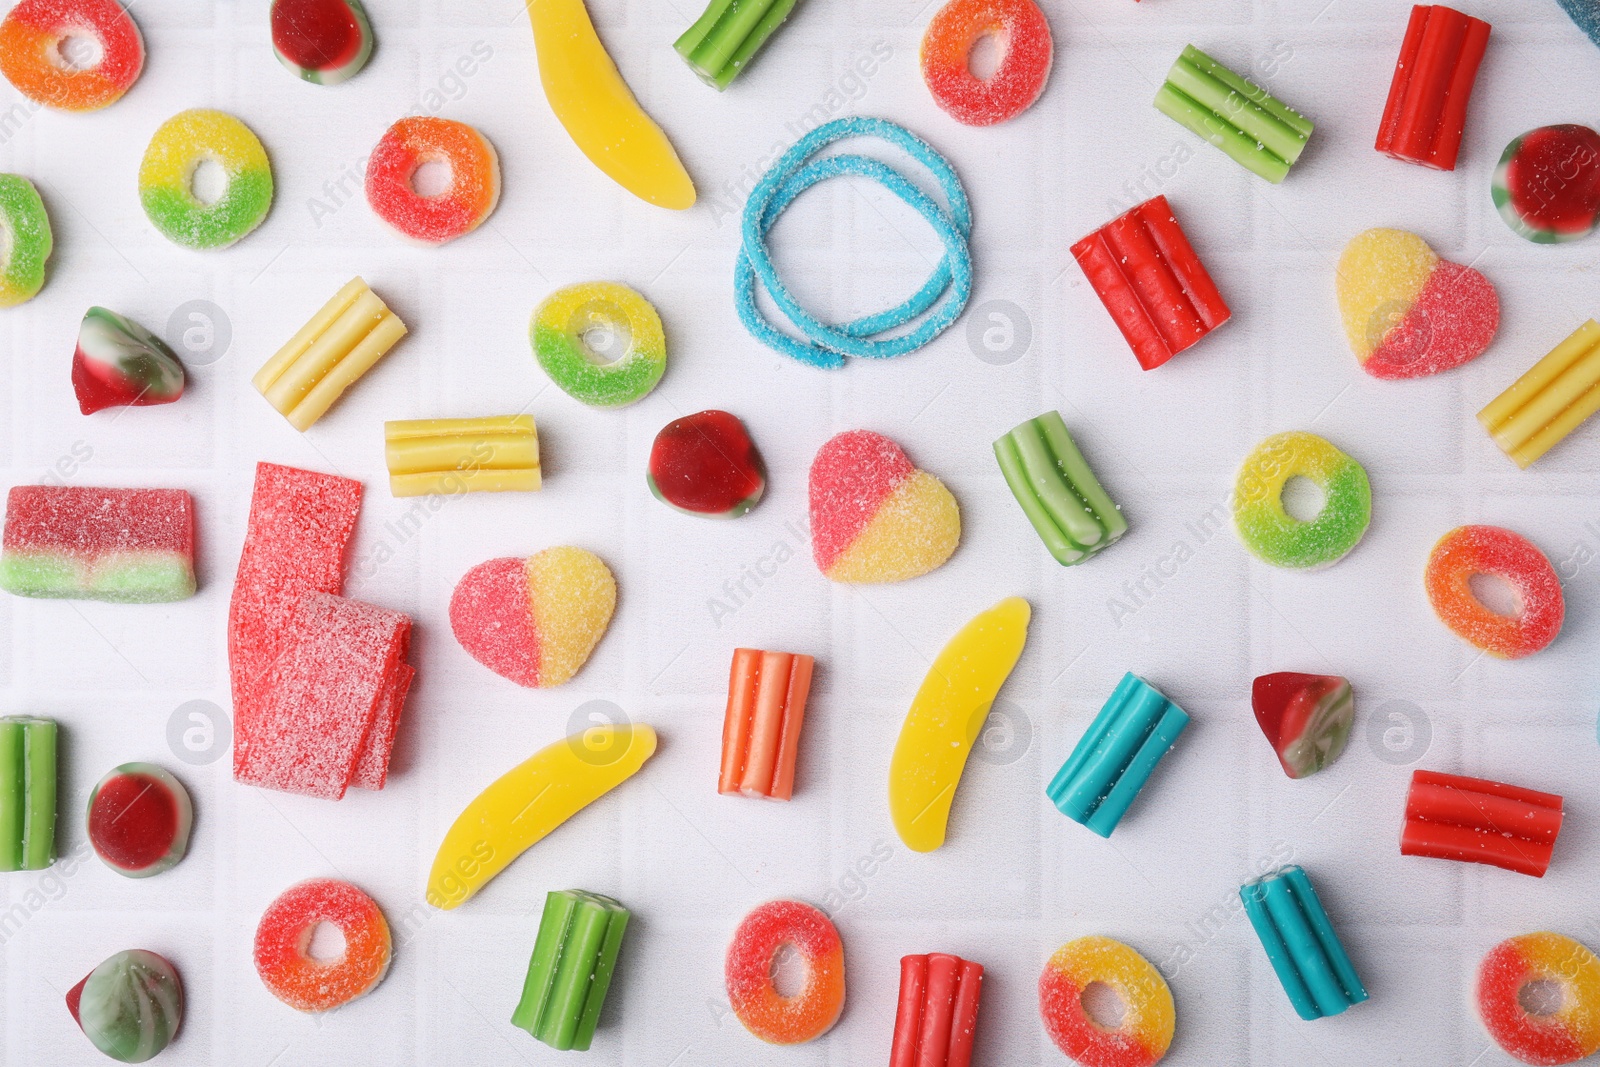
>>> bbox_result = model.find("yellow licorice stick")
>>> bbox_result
[527,0,696,209]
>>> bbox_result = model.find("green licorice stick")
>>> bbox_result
[995,435,1084,565]
[0,717,56,871]
[675,0,800,90]
[1154,45,1313,183]
[1037,412,1127,541]
[512,890,630,1051]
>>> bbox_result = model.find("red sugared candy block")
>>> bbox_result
[647,409,765,518]
[0,485,196,603]
[87,762,193,878]
[1251,673,1354,779]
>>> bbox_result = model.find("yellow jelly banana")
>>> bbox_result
[426,724,657,909]
[888,597,1030,853]
[528,0,696,210]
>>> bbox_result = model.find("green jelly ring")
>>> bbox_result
[1233,431,1371,570]
[994,410,1127,566]
[0,173,52,307]
[138,108,273,250]
[531,282,666,408]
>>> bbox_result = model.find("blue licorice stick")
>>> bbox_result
[1046,673,1189,837]
[1240,865,1367,1021]
[735,116,973,368]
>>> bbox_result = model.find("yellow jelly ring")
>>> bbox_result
[1233,431,1372,570]
[138,108,273,250]
[531,282,666,408]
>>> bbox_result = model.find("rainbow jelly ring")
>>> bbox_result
[1425,525,1564,659]
[1477,933,1600,1066]
[1232,431,1371,570]
[254,878,391,1012]
[725,900,846,1045]
[138,109,273,250]
[0,173,52,307]
[920,0,1052,126]
[0,0,144,111]
[365,117,500,245]
[531,282,667,408]
[1039,936,1175,1067]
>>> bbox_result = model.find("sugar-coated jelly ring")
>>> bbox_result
[725,900,846,1045]
[138,109,273,250]
[531,282,666,408]
[1477,933,1600,1066]
[0,173,52,308]
[365,117,500,245]
[1233,431,1371,570]
[1039,936,1174,1067]
[1425,525,1564,659]
[920,0,1052,127]
[254,878,391,1012]
[0,0,144,112]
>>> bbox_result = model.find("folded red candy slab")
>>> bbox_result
[234,593,412,799]
[1070,195,1230,371]
[229,462,413,798]
[891,953,984,1067]
[1375,5,1491,171]
[1401,769,1563,877]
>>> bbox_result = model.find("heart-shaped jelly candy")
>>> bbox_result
[809,430,960,584]
[449,546,616,688]
[647,410,765,518]
[1337,228,1498,380]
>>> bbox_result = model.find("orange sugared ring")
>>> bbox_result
[1477,933,1600,1065]
[0,0,144,111]
[1039,936,1175,1067]
[919,0,1052,126]
[254,878,392,1012]
[725,900,845,1045]
[364,117,500,245]
[1424,525,1564,659]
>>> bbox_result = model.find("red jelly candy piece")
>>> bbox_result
[270,0,370,79]
[647,410,765,518]
[1374,4,1491,171]
[87,763,193,877]
[1495,124,1600,242]
[1251,672,1354,779]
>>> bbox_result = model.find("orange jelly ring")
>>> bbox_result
[725,900,846,1044]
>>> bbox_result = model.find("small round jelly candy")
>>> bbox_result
[67,949,183,1063]
[270,0,374,85]
[0,173,52,307]
[1493,124,1600,244]
[138,109,273,250]
[87,763,193,877]
[920,0,1053,126]
[255,878,391,1012]
[647,410,765,518]
[0,0,145,112]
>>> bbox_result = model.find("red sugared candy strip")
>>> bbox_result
[1424,525,1563,659]
[87,762,193,878]
[234,593,412,800]
[1251,672,1354,779]
[1071,195,1230,371]
[255,878,391,1012]
[1375,4,1491,171]
[1402,769,1563,877]
[919,0,1053,127]
[720,649,813,800]
[648,409,765,518]
[725,900,846,1045]
[891,953,984,1067]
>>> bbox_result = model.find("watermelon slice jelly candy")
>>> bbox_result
[1251,672,1354,779]
[0,486,195,603]
[228,462,414,798]
[72,307,185,415]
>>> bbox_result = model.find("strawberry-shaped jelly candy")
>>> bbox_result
[647,410,765,518]
[1251,672,1354,779]
[72,307,185,415]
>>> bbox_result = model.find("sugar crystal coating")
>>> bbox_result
[0,485,195,602]
[254,878,390,1012]
[365,117,499,244]
[809,430,959,583]
[725,900,845,1045]
[1232,431,1370,570]
[0,0,144,111]
[920,0,1052,126]
[1039,936,1174,1067]
[531,282,666,408]
[139,109,273,249]
[1424,525,1563,658]
[1477,933,1600,1065]
[449,547,616,688]
[0,173,52,307]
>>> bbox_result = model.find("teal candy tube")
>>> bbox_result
[1240,865,1367,1020]
[1046,674,1189,837]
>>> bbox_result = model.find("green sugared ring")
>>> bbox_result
[994,410,1127,566]
[138,108,273,250]
[1233,431,1371,570]
[0,173,52,307]
[531,282,667,408]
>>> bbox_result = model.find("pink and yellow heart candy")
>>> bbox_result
[809,430,960,584]
[1337,228,1499,380]
[449,546,616,687]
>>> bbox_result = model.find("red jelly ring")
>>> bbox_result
[254,878,391,1012]
[919,0,1052,127]
[1424,525,1564,659]
[725,900,846,1044]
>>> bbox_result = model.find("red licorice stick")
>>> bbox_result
[1401,769,1563,876]
[891,954,984,1067]
[1375,5,1491,170]
[719,649,814,800]
[1069,195,1230,371]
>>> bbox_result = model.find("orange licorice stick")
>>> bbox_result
[719,649,814,800]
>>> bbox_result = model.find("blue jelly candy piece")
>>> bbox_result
[1240,865,1368,1021]
[1046,673,1189,837]
[1557,0,1600,48]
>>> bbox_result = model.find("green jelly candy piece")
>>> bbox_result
[1153,44,1314,184]
[0,173,53,307]
[994,411,1127,566]
[675,0,802,90]
[71,949,184,1063]
[512,889,630,1051]
[0,716,56,871]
